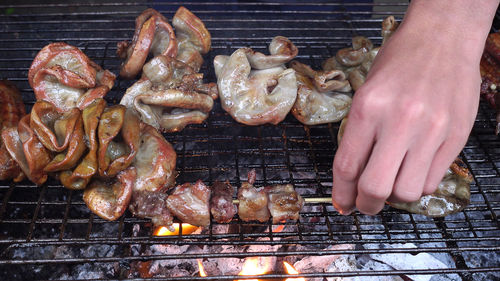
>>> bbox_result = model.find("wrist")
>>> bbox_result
[400,0,499,62]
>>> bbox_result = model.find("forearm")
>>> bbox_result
[400,0,499,62]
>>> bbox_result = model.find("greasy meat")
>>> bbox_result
[480,32,500,134]
[117,8,177,79]
[120,55,218,132]
[2,114,52,185]
[132,123,177,192]
[28,101,87,174]
[172,6,211,72]
[237,170,270,222]
[97,106,141,177]
[129,191,174,229]
[60,99,107,190]
[214,36,298,125]
[166,180,211,227]
[290,61,352,125]
[322,16,398,92]
[28,42,115,112]
[266,184,305,223]
[84,167,135,221]
[210,181,237,223]
[381,15,399,44]
[0,81,26,181]
[322,36,379,92]
[338,117,471,217]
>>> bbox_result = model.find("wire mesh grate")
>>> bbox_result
[0,1,499,280]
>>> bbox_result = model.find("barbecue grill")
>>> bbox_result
[0,1,499,280]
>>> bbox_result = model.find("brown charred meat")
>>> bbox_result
[166,180,211,227]
[28,42,115,112]
[129,191,174,229]
[120,55,217,133]
[83,167,135,221]
[237,170,270,222]
[60,99,107,190]
[210,181,237,223]
[97,106,141,178]
[480,32,500,134]
[2,115,52,186]
[0,81,26,181]
[117,8,178,79]
[266,184,304,223]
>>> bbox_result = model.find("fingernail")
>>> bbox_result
[339,207,355,216]
[333,201,355,215]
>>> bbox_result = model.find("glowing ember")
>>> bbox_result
[237,257,273,281]
[197,259,207,277]
[272,224,285,233]
[283,261,306,281]
[154,223,198,236]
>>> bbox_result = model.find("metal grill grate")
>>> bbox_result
[0,1,499,280]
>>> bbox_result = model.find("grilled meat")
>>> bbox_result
[266,184,305,223]
[214,36,298,125]
[60,99,107,190]
[120,55,217,133]
[173,6,211,72]
[210,181,237,223]
[117,8,177,79]
[166,180,211,227]
[84,167,135,221]
[97,106,141,178]
[28,42,115,112]
[290,61,351,125]
[0,81,26,182]
[2,114,52,185]
[132,123,177,192]
[129,190,174,230]
[237,170,271,222]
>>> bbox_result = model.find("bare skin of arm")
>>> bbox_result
[332,0,500,215]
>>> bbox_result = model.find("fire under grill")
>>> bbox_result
[0,1,499,280]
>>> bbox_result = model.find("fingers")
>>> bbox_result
[355,132,408,215]
[389,123,447,202]
[332,109,376,215]
[422,131,469,195]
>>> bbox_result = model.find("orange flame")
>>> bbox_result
[154,223,198,236]
[237,257,273,281]
[283,261,306,281]
[272,224,285,233]
[197,259,207,277]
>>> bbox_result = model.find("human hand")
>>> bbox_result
[332,0,498,215]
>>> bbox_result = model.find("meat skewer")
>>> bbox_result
[232,197,332,204]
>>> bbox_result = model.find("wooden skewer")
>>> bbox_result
[232,197,332,204]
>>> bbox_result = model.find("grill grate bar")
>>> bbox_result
[57,189,73,241]
[2,246,499,265]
